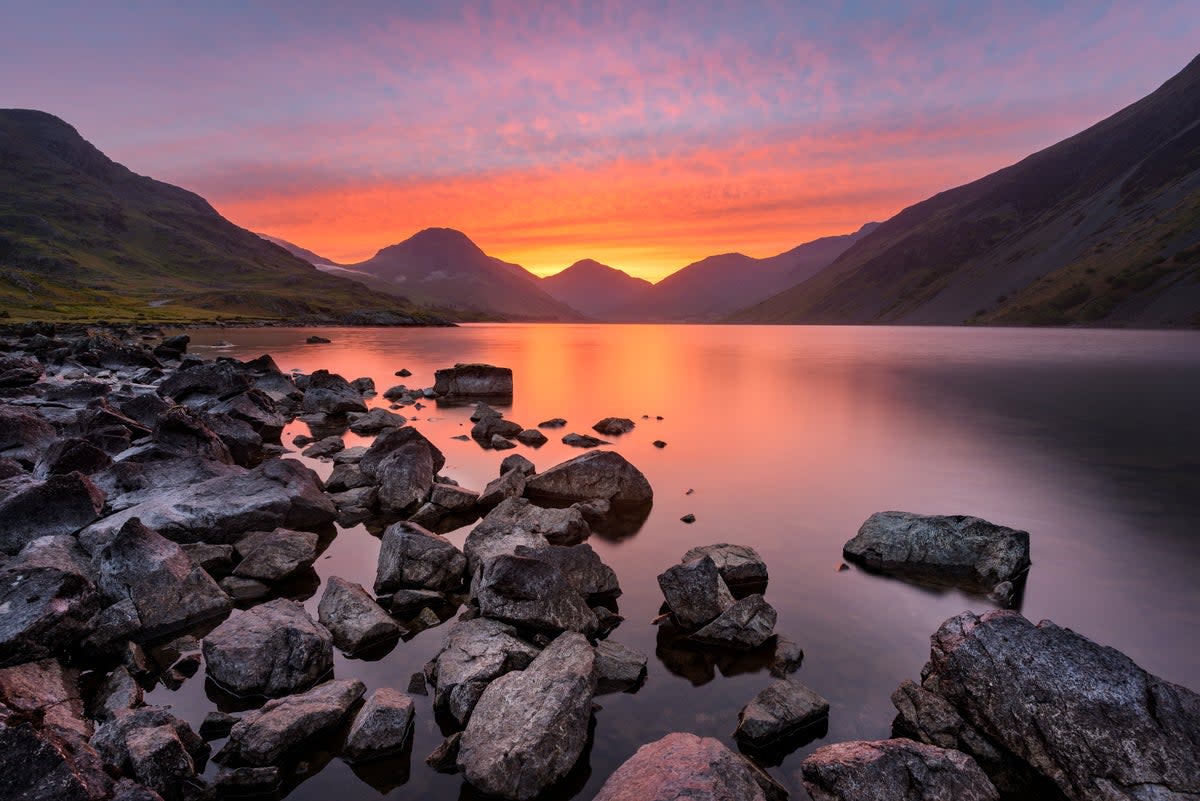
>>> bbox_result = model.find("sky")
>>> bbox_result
[2,2,1198,281]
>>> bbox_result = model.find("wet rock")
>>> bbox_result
[0,404,56,463]
[537,418,567,428]
[844,512,1031,594]
[326,462,370,492]
[470,402,500,421]
[801,738,999,801]
[561,432,608,448]
[241,355,303,408]
[514,542,619,597]
[572,497,610,523]
[342,688,415,762]
[0,354,44,387]
[0,535,101,666]
[199,711,239,740]
[218,575,270,602]
[318,576,402,654]
[490,434,516,450]
[364,432,440,518]
[653,440,666,448]
[0,658,114,801]
[233,528,318,582]
[595,640,648,694]
[348,407,406,435]
[476,554,598,636]
[210,389,286,443]
[592,731,785,801]
[0,472,106,554]
[91,706,209,801]
[680,513,696,524]
[407,671,428,695]
[657,555,734,629]
[525,450,653,504]
[306,335,331,344]
[434,364,513,398]
[592,417,634,436]
[158,360,250,405]
[769,636,805,677]
[302,370,367,415]
[395,368,412,378]
[217,679,365,766]
[301,435,344,459]
[902,610,1200,801]
[202,598,333,697]
[93,518,232,639]
[458,632,596,800]
[472,415,523,441]
[374,521,467,594]
[429,617,540,725]
[34,437,113,478]
[477,468,527,510]
[80,458,335,546]
[735,678,829,746]
[87,666,144,721]
[681,543,768,593]
[515,428,547,446]
[359,425,445,477]
[427,732,461,772]
[151,405,231,464]
[350,376,375,395]
[497,454,533,476]
[691,594,777,649]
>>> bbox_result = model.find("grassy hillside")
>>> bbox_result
[733,55,1200,328]
[0,110,447,324]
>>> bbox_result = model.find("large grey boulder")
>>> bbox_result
[476,554,598,636]
[592,731,785,801]
[359,428,441,518]
[735,678,829,746]
[91,706,209,801]
[0,535,101,667]
[801,738,999,801]
[342,688,415,763]
[317,576,401,654]
[690,594,777,649]
[232,528,318,582]
[899,610,1200,801]
[681,543,768,593]
[0,472,106,554]
[217,679,365,766]
[657,555,734,629]
[458,632,596,800]
[359,425,445,479]
[301,370,367,415]
[202,599,333,697]
[513,542,619,598]
[433,364,513,397]
[34,437,113,479]
[844,512,1030,594]
[93,518,231,640]
[429,617,540,726]
[374,522,467,594]
[80,458,335,546]
[525,450,652,504]
[0,658,114,801]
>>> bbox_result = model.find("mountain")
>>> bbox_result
[540,259,654,319]
[257,233,342,268]
[348,228,583,320]
[0,109,446,324]
[733,55,1200,327]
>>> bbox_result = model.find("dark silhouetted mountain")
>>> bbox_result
[0,109,445,324]
[734,54,1200,327]
[349,228,583,320]
[540,259,654,319]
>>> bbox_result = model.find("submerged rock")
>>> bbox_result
[202,598,333,697]
[342,688,415,763]
[537,418,567,429]
[735,678,830,746]
[217,679,365,766]
[843,512,1030,593]
[525,450,653,504]
[801,738,999,801]
[561,432,608,448]
[515,428,547,446]
[458,632,596,800]
[434,364,513,397]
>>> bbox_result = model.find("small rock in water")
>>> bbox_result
[653,440,667,448]
[593,417,635,436]
[562,432,609,448]
[681,513,696,524]
[685,488,694,495]
[451,434,470,440]
[516,428,548,446]
[305,335,331,344]
[395,368,412,377]
[656,415,664,420]
[837,563,849,572]
[342,688,415,763]
[734,678,830,747]
[408,671,428,695]
[538,418,567,428]
[490,434,517,450]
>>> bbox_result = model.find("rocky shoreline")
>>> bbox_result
[1,323,1196,801]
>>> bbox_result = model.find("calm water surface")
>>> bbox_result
[163,324,1200,800]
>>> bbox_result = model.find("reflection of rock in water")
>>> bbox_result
[585,500,652,542]
[654,623,778,687]
[347,735,414,794]
[296,413,351,441]
[435,394,513,410]
[737,716,830,767]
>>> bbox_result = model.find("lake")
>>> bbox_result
[164,323,1200,800]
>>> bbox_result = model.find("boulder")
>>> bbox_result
[434,364,513,397]
[157,360,250,405]
[202,412,265,468]
[301,370,368,415]
[657,555,735,629]
[217,679,365,766]
[350,376,375,395]
[513,542,619,597]
[348,407,406,435]
[91,706,209,801]
[0,354,44,387]
[735,678,830,746]
[374,522,467,594]
[594,640,648,694]
[367,437,439,518]
[477,468,526,510]
[151,405,232,464]
[202,599,333,697]
[769,636,805,677]
[844,512,1030,593]
[358,425,445,480]
[33,437,113,478]
[0,535,100,666]
[79,458,335,546]
[476,554,598,636]
[0,472,106,555]
[592,417,634,435]
[561,432,608,448]
[232,528,318,582]
[429,617,540,725]
[681,543,768,593]
[515,429,547,446]
[458,632,596,800]
[117,393,173,430]
[240,355,303,407]
[463,500,551,572]
[326,462,370,492]
[0,658,113,801]
[342,688,415,762]
[690,594,777,649]
[93,518,231,640]
[525,450,653,504]
[901,610,1200,801]
[592,731,784,801]
[300,435,344,459]
[472,415,523,441]
[500,454,535,476]
[87,666,144,721]
[209,389,285,442]
[0,405,56,464]
[317,576,402,654]
[801,739,999,801]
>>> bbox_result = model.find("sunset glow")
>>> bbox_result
[4,1,1197,280]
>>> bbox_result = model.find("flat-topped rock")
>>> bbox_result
[217,679,365,766]
[735,678,830,746]
[525,450,653,504]
[434,364,513,397]
[476,554,598,636]
[801,738,999,801]
[232,528,318,582]
[681,543,768,593]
